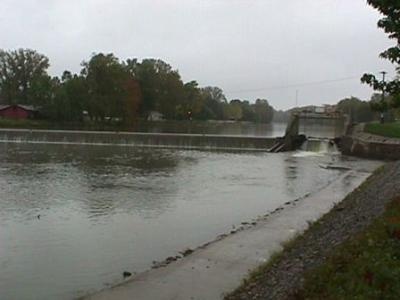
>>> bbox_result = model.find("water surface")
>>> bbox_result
[0,142,377,299]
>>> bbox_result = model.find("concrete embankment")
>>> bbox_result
[0,128,276,151]
[341,124,400,160]
[84,160,381,300]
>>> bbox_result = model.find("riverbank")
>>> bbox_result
[296,196,400,298]
[84,159,379,300]
[225,161,400,299]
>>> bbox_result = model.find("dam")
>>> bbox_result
[0,112,347,153]
[0,128,276,151]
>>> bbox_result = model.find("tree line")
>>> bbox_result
[0,49,274,124]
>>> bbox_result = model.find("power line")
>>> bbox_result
[228,75,362,94]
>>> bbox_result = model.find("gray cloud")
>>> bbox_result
[0,0,396,109]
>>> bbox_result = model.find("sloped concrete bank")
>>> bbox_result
[225,161,400,300]
[84,160,381,300]
[341,124,400,160]
[0,128,276,151]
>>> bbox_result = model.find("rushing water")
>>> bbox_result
[0,141,379,300]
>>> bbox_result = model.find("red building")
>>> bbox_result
[0,104,38,119]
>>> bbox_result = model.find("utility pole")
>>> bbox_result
[380,71,387,124]
[295,89,299,107]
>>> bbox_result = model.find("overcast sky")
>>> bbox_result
[0,0,396,110]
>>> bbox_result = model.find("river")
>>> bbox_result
[0,124,380,299]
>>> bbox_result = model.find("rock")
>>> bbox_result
[166,256,177,263]
[123,271,132,278]
[335,205,345,211]
[180,248,194,257]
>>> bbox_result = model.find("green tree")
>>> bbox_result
[240,100,256,122]
[223,99,243,121]
[128,58,186,119]
[82,53,135,123]
[181,81,205,119]
[362,1,400,113]
[337,97,377,123]
[58,72,88,121]
[199,86,226,120]
[0,49,49,104]
[253,99,274,123]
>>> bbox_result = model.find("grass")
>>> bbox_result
[295,197,400,299]
[364,121,400,138]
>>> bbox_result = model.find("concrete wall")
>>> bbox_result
[340,124,400,160]
[0,129,276,151]
[298,115,345,139]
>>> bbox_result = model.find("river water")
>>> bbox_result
[0,127,379,299]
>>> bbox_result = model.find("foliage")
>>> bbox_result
[0,49,49,104]
[362,0,400,112]
[296,197,400,299]
[253,99,274,123]
[0,48,277,125]
[337,97,377,122]
[365,121,400,138]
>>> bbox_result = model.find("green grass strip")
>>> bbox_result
[296,197,400,299]
[364,122,400,139]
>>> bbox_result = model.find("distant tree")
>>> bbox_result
[272,109,290,123]
[58,73,88,121]
[361,0,400,115]
[129,58,185,119]
[199,86,226,120]
[123,78,142,125]
[180,81,204,119]
[29,75,60,117]
[337,97,376,123]
[240,100,256,122]
[81,53,128,122]
[253,99,274,123]
[224,100,243,121]
[0,49,50,104]
[81,53,141,123]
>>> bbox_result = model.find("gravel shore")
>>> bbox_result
[225,161,400,300]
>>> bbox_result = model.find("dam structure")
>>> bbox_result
[269,110,347,152]
[0,128,277,151]
[0,111,347,152]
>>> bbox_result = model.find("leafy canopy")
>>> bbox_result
[361,0,400,109]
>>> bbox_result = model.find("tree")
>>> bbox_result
[199,86,226,120]
[0,49,50,104]
[253,99,274,123]
[337,97,376,122]
[129,58,185,119]
[82,53,132,122]
[58,73,88,121]
[240,100,256,122]
[362,1,400,113]
[225,100,243,121]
